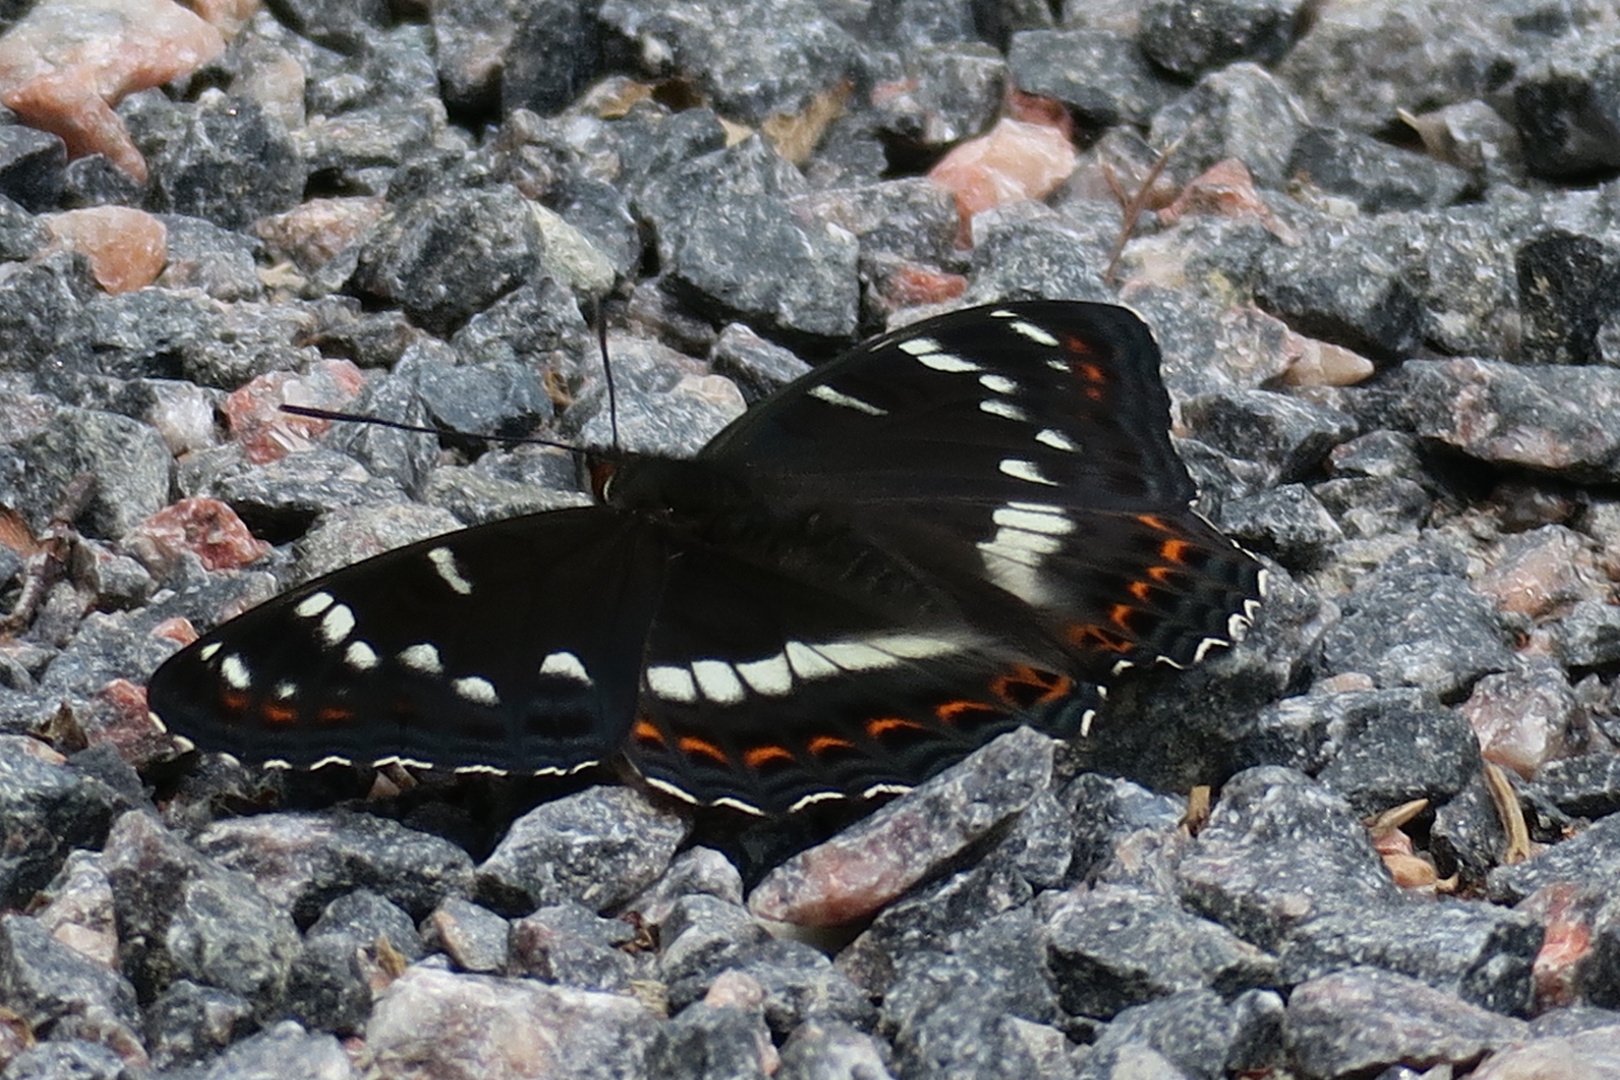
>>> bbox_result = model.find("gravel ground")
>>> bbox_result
[3,0,1620,1078]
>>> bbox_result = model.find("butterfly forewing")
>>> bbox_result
[148,508,667,774]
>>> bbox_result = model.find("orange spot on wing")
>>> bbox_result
[262,702,297,724]
[220,690,248,712]
[1063,334,1093,356]
[316,706,352,725]
[1128,580,1152,601]
[633,719,666,747]
[677,735,729,764]
[1084,386,1104,401]
[936,699,998,723]
[1136,514,1170,531]
[808,734,856,756]
[1068,623,1134,653]
[990,664,1073,707]
[1160,538,1190,563]
[1077,360,1106,382]
[1109,604,1136,631]
[867,716,926,739]
[1147,565,1176,584]
[744,744,795,769]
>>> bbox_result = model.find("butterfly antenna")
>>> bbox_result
[279,405,576,453]
[595,298,621,450]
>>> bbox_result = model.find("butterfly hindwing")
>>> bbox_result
[148,508,668,775]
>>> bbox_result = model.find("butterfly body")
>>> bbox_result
[148,301,1264,815]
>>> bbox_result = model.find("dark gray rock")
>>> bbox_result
[284,933,371,1034]
[1180,390,1358,486]
[1373,358,1620,483]
[1531,754,1620,819]
[0,124,66,212]
[1314,549,1515,699]
[1509,34,1620,180]
[1315,694,1478,815]
[54,288,223,382]
[351,184,544,334]
[637,137,859,343]
[0,743,120,909]
[0,1040,131,1080]
[0,193,44,260]
[965,214,1116,305]
[674,935,876,1037]
[790,177,959,267]
[60,151,145,209]
[0,913,139,1047]
[597,0,864,124]
[143,980,255,1070]
[11,406,170,540]
[1150,63,1306,190]
[1007,29,1174,127]
[867,42,1006,151]
[1255,216,1427,362]
[415,359,552,440]
[1556,597,1620,669]
[1217,483,1343,568]
[1044,885,1278,1020]
[450,274,592,371]
[211,447,405,537]
[1283,967,1527,1080]
[1138,0,1299,79]
[1178,768,1402,951]
[432,0,519,113]
[1288,126,1472,212]
[648,1002,773,1080]
[153,214,263,301]
[1064,773,1187,893]
[501,0,600,117]
[1311,476,1432,540]
[1488,811,1620,905]
[475,785,689,915]
[139,93,303,232]
[1278,899,1541,1016]
[709,322,812,403]
[421,896,510,974]
[194,810,474,925]
[101,811,299,1015]
[509,901,638,993]
[0,252,96,374]
[777,1018,894,1080]
[1431,771,1510,889]
[659,894,772,987]
[308,889,426,961]
[183,1019,354,1080]
[1080,990,1246,1080]
[1515,228,1620,367]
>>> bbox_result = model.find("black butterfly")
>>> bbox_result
[147,301,1264,816]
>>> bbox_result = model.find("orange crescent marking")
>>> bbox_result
[1136,513,1170,531]
[1084,386,1104,402]
[1109,604,1136,631]
[633,719,666,746]
[677,735,730,764]
[936,699,997,723]
[262,703,297,724]
[1068,623,1134,653]
[808,735,856,755]
[1147,565,1176,584]
[316,706,353,725]
[1078,361,1106,382]
[1160,538,1191,563]
[744,744,795,769]
[220,690,249,712]
[1063,333,1093,355]
[867,716,926,738]
[1128,580,1152,601]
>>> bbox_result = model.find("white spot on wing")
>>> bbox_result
[452,676,498,705]
[993,505,1073,535]
[294,592,334,618]
[785,641,839,679]
[691,660,746,704]
[198,642,221,661]
[979,373,1017,394]
[999,458,1058,486]
[539,651,592,685]
[1008,319,1059,346]
[274,681,296,699]
[428,546,474,595]
[220,654,251,690]
[980,399,1028,421]
[319,604,355,645]
[897,336,942,355]
[808,384,888,416]
[647,665,698,703]
[398,643,442,674]
[1036,428,1080,452]
[736,654,793,696]
[345,641,379,670]
[916,351,983,373]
